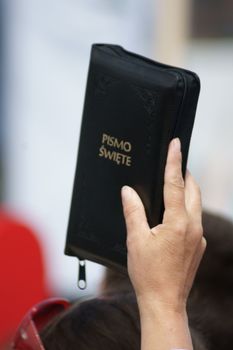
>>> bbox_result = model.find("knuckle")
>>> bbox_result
[124,204,141,220]
[126,235,139,252]
[126,234,134,249]
[174,217,188,234]
[126,236,132,248]
[194,182,201,194]
[189,176,202,198]
[194,183,202,200]
[166,175,185,190]
[167,196,184,209]
[191,223,204,238]
[191,177,200,191]
[201,237,207,251]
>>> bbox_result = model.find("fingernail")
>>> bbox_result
[171,138,181,153]
[121,186,132,201]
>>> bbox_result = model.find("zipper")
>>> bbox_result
[170,70,187,139]
[78,259,86,290]
[155,69,187,225]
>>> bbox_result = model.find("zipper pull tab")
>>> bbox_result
[78,259,87,290]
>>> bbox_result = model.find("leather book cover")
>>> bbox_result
[65,44,200,272]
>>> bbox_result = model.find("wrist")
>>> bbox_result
[138,298,192,350]
[138,300,188,330]
[136,294,187,317]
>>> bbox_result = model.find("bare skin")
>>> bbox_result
[121,138,206,350]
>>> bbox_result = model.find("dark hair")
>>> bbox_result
[41,292,207,350]
[187,210,233,350]
[42,210,233,350]
[102,210,233,350]
[41,293,140,350]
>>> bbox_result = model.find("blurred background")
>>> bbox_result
[0,0,233,345]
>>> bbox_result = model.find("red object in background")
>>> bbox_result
[12,298,70,350]
[0,210,50,347]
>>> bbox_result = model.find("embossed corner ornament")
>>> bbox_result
[131,85,159,155]
[132,85,158,116]
[94,72,117,95]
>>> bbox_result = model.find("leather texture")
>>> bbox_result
[65,44,200,271]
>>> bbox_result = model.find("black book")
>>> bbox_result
[65,44,200,286]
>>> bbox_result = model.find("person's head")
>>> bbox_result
[188,210,233,350]
[41,293,140,350]
[40,292,207,350]
[38,209,233,350]
[193,210,233,290]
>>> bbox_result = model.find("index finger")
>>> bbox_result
[163,138,186,219]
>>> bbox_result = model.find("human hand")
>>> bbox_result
[121,138,206,313]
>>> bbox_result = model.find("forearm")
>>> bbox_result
[138,299,193,350]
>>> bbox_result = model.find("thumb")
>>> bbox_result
[121,186,149,240]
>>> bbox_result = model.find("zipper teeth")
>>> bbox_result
[170,70,187,138]
[154,70,187,225]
